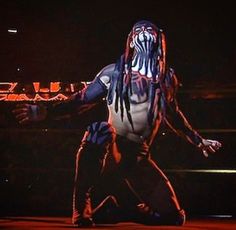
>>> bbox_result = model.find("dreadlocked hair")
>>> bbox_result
[114,26,167,129]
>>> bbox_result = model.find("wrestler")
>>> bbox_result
[13,20,222,227]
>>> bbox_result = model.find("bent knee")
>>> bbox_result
[83,121,116,146]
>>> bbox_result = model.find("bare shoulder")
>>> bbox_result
[96,63,116,78]
[96,63,116,88]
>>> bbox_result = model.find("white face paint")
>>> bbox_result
[132,25,157,53]
[131,24,158,77]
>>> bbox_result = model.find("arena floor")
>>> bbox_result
[1,216,235,230]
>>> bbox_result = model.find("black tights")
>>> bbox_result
[72,125,185,225]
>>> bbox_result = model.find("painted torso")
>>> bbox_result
[107,72,162,145]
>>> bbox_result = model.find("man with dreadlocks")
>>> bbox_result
[13,20,222,227]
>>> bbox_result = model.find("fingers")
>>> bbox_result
[202,147,215,157]
[18,117,30,124]
[14,111,30,124]
[202,140,221,157]
[200,139,222,158]
[12,107,29,115]
[203,144,217,157]
[210,141,222,152]
[214,141,222,149]
[203,139,222,151]
[206,139,222,147]
[12,104,31,124]
[208,145,216,153]
[212,143,221,151]
[15,112,29,121]
[12,104,30,114]
[202,149,209,158]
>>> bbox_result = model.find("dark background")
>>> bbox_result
[0,0,235,85]
[0,0,235,218]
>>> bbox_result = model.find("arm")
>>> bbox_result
[163,69,222,157]
[164,98,203,146]
[165,99,222,157]
[13,64,115,123]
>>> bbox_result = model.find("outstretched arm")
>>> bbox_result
[164,99,221,157]
[13,64,115,124]
[164,99,203,146]
[163,69,222,157]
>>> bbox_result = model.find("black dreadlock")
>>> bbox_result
[108,20,171,129]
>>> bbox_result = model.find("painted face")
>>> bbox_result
[131,21,158,52]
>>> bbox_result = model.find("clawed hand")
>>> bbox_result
[12,103,46,124]
[198,139,222,157]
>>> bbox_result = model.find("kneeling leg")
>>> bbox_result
[126,158,185,225]
[72,121,116,226]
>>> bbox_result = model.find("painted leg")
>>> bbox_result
[126,158,186,225]
[72,122,116,227]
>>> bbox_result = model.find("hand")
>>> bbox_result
[198,139,222,157]
[12,103,47,124]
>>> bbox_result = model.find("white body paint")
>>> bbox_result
[100,71,161,145]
